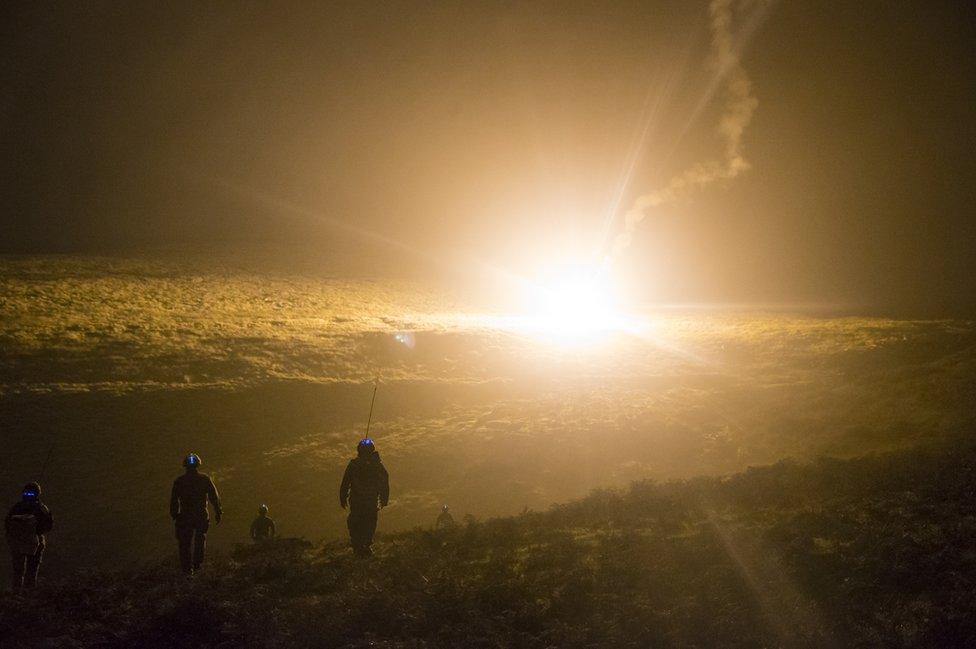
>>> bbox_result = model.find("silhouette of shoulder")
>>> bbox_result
[5,500,52,533]
[174,472,214,485]
[172,473,219,513]
[174,472,216,495]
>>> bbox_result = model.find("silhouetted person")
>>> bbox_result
[250,504,276,542]
[339,439,389,557]
[5,482,53,590]
[436,504,455,530]
[170,453,221,574]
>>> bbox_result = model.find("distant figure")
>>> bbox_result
[339,439,389,557]
[250,504,276,542]
[5,482,53,590]
[169,453,222,574]
[435,504,455,530]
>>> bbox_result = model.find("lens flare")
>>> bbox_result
[394,331,416,348]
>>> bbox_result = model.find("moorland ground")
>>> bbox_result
[1,253,973,570]
[1,435,974,648]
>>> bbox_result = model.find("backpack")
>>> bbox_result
[6,513,40,555]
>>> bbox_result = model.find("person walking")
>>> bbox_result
[170,453,222,574]
[5,482,53,590]
[339,439,389,557]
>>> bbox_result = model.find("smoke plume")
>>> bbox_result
[611,0,762,257]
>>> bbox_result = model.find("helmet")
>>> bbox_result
[183,453,202,469]
[357,438,375,455]
[441,504,449,512]
[21,482,41,500]
[259,504,269,514]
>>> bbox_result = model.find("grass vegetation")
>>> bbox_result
[3,433,974,648]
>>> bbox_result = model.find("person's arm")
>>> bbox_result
[4,506,15,535]
[208,478,222,524]
[250,519,257,540]
[37,505,53,534]
[170,482,180,520]
[379,464,390,508]
[270,518,276,538]
[339,462,353,509]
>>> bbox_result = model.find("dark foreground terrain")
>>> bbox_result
[2,434,974,648]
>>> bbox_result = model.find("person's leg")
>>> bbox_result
[24,546,43,587]
[192,528,207,571]
[348,509,367,553]
[176,523,193,573]
[347,510,358,548]
[347,507,378,556]
[362,507,379,554]
[10,553,26,590]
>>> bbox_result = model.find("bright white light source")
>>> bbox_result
[522,264,627,341]
[540,277,608,323]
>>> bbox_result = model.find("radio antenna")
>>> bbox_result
[364,379,379,439]
[38,438,56,482]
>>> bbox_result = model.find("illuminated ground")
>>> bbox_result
[1,254,973,567]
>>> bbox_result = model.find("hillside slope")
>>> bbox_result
[2,436,975,648]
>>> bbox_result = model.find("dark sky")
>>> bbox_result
[2,1,974,313]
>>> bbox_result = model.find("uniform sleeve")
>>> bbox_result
[270,518,277,538]
[379,463,390,507]
[250,519,257,539]
[170,481,180,519]
[37,505,53,534]
[5,505,16,535]
[339,461,353,508]
[207,478,222,516]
